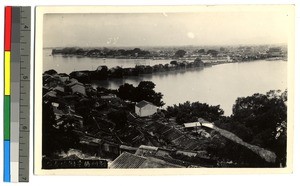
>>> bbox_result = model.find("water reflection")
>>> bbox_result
[44,49,287,116]
[94,67,205,89]
[44,49,178,73]
[94,62,287,116]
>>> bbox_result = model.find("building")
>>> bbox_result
[135,100,157,117]
[184,118,212,128]
[101,93,117,99]
[43,74,62,88]
[216,54,232,63]
[119,145,138,154]
[53,86,65,96]
[70,82,86,96]
[43,90,57,98]
[176,150,197,158]
[184,122,202,128]
[67,79,86,96]
[184,118,212,138]
[109,152,183,168]
[267,47,283,57]
[51,102,69,120]
[200,53,232,64]
[135,145,158,156]
[200,54,213,64]
[58,73,70,82]
[109,152,147,168]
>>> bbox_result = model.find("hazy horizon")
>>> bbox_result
[44,11,290,48]
[44,43,287,49]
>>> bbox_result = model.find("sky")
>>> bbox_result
[43,10,291,48]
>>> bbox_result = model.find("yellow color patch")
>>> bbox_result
[5,51,11,95]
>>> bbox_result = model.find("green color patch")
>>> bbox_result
[4,96,10,140]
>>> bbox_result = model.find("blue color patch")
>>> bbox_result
[4,140,10,182]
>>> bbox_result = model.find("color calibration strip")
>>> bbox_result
[4,6,12,183]
[3,6,31,182]
[11,7,21,182]
[18,6,31,182]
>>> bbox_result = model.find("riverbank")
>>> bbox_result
[48,58,207,83]
[45,46,288,81]
[45,56,286,85]
[43,58,287,116]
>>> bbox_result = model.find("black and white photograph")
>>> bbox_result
[34,5,294,174]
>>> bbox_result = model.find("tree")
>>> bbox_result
[214,120,253,142]
[128,48,142,57]
[42,101,79,157]
[207,50,218,57]
[76,48,85,55]
[174,50,186,58]
[117,49,126,56]
[93,65,108,80]
[166,101,224,124]
[274,121,287,167]
[231,90,287,166]
[137,81,155,90]
[197,49,205,54]
[44,69,57,75]
[232,90,287,133]
[109,66,124,78]
[117,81,165,107]
[194,58,204,67]
[220,47,226,52]
[107,110,128,130]
[170,61,178,66]
[61,47,77,55]
[118,83,136,101]
[87,49,101,56]
[69,71,91,83]
[132,48,142,53]
[136,81,164,106]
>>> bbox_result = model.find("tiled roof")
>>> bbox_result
[109,152,183,169]
[120,145,138,151]
[109,152,147,169]
[184,118,211,128]
[58,73,69,77]
[135,145,158,156]
[198,117,210,123]
[136,100,155,108]
[68,81,84,87]
[54,86,65,92]
[184,122,202,128]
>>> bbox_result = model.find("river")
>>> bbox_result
[43,49,287,116]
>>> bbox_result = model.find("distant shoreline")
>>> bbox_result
[44,47,287,80]
[43,58,287,89]
[49,53,287,62]
[49,46,287,64]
